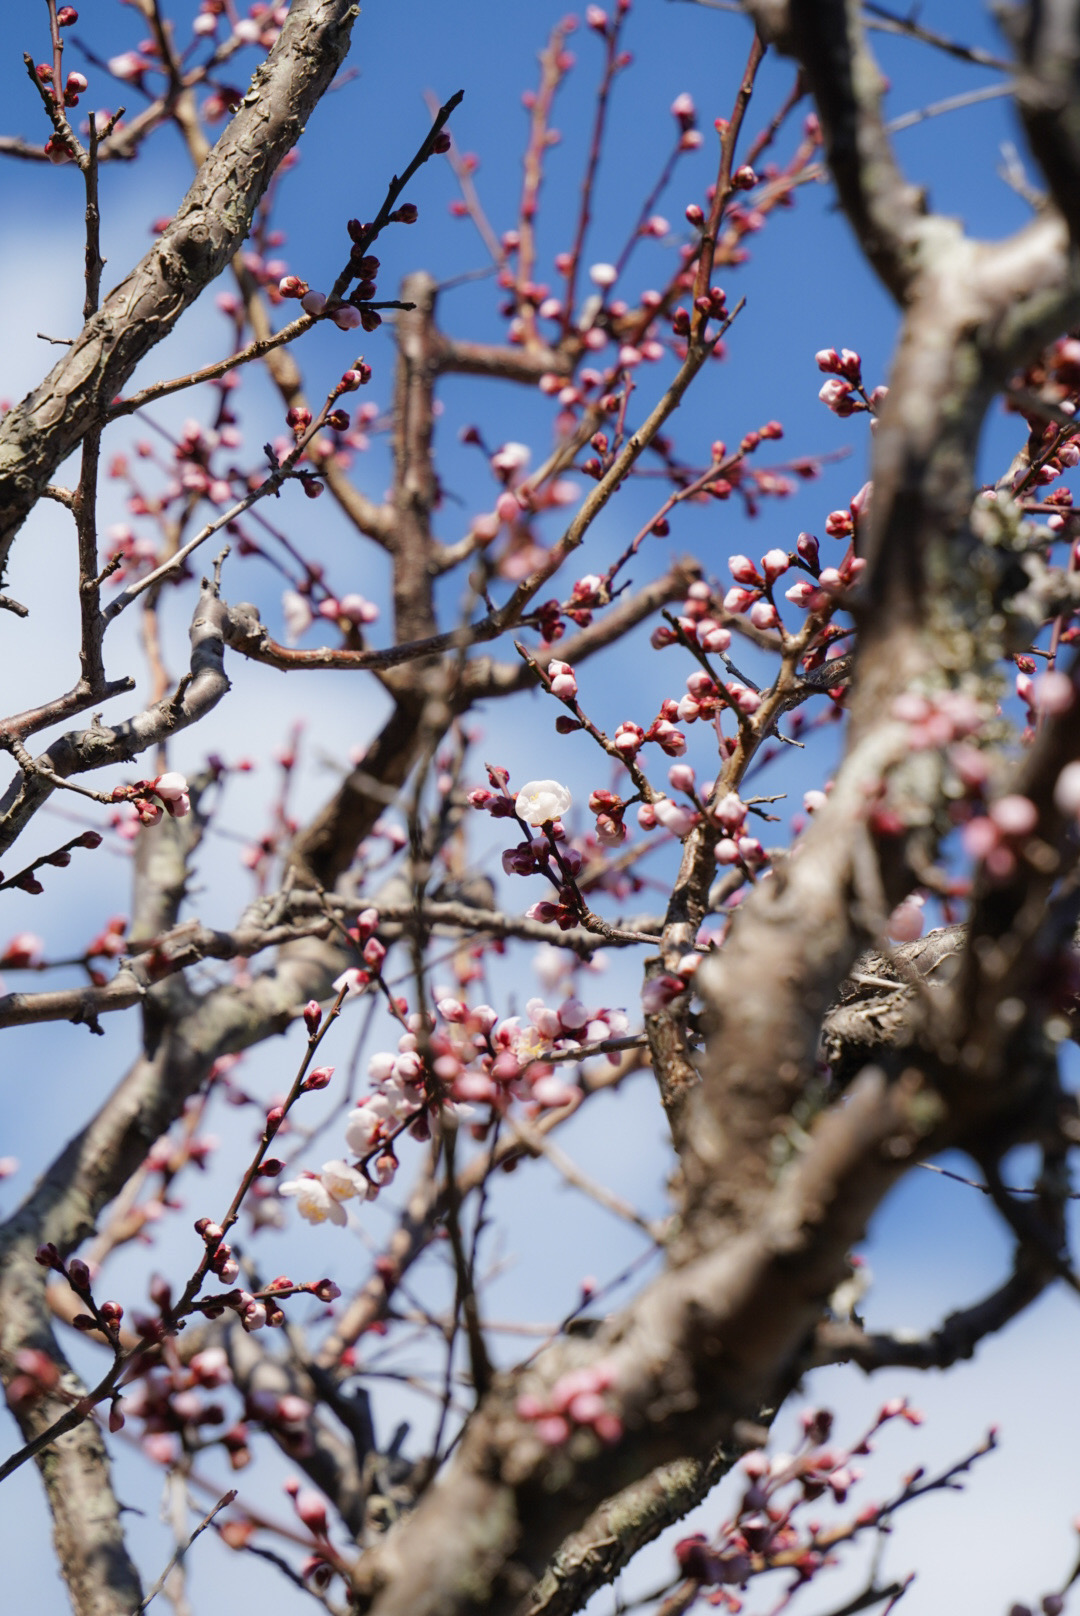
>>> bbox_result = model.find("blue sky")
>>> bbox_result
[1,4,1078,1614]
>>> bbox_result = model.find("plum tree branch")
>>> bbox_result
[0,0,359,574]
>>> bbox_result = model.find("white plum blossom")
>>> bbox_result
[491,441,531,479]
[319,1159,374,1203]
[345,1103,383,1156]
[533,942,571,991]
[279,1174,347,1226]
[515,779,572,825]
[282,589,313,642]
[154,771,188,802]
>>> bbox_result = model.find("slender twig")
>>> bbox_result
[135,1490,237,1614]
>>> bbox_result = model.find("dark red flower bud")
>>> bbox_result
[67,1258,91,1293]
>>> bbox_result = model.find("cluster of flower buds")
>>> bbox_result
[35,1244,124,1346]
[673,1399,928,1598]
[36,63,87,108]
[330,907,385,998]
[588,788,629,847]
[278,984,637,1233]
[860,688,994,841]
[816,346,867,416]
[820,478,872,541]
[281,985,606,1227]
[441,992,626,1106]
[710,791,766,868]
[516,1358,622,1447]
[190,4,287,50]
[110,771,191,825]
[101,520,160,584]
[961,793,1041,882]
[546,659,578,701]
[282,578,381,643]
[118,1345,237,1466]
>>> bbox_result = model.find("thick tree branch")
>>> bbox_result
[0,0,359,573]
[0,580,231,857]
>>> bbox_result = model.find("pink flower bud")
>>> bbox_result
[652,798,697,836]
[614,722,643,757]
[671,91,696,126]
[728,554,760,585]
[749,600,779,630]
[67,1258,91,1293]
[641,973,687,1013]
[761,548,789,583]
[819,378,854,415]
[548,660,578,700]
[295,1490,329,1535]
[652,721,687,757]
[668,763,696,794]
[700,621,731,652]
[714,793,747,832]
[785,580,818,608]
[300,290,326,317]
